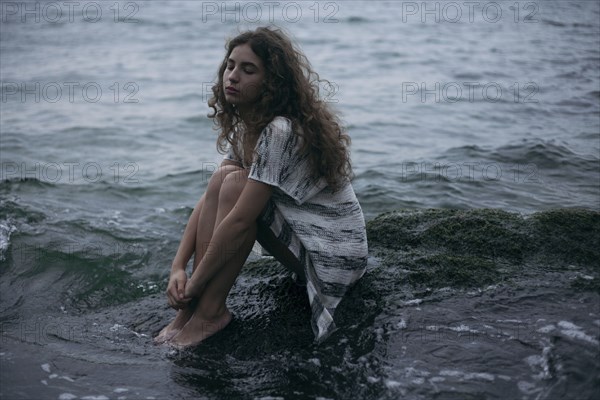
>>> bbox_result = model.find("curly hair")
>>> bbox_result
[208,26,352,190]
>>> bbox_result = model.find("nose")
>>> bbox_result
[228,67,240,83]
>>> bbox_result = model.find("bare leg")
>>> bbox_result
[257,223,306,283]
[154,165,243,343]
[170,170,255,347]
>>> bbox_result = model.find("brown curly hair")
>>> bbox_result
[208,26,352,189]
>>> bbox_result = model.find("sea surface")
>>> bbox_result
[1,1,599,399]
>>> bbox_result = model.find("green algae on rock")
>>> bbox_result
[530,208,600,265]
[366,208,600,290]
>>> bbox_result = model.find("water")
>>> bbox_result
[1,1,599,399]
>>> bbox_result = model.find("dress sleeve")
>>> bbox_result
[223,143,242,165]
[249,117,327,205]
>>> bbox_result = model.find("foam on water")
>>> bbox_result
[449,324,480,334]
[0,219,16,261]
[537,324,556,334]
[557,320,599,346]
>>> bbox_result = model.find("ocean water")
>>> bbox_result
[1,1,599,399]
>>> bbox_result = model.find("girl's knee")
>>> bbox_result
[218,170,248,206]
[223,169,248,182]
[206,165,244,197]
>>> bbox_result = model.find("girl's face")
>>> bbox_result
[223,43,265,113]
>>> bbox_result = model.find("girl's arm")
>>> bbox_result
[184,178,273,297]
[170,194,205,272]
[170,159,241,272]
[166,194,204,309]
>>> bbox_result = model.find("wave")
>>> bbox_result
[3,239,158,311]
[442,139,599,170]
[489,139,599,170]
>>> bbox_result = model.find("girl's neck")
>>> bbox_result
[237,105,252,125]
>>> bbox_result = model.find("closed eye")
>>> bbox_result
[227,58,259,74]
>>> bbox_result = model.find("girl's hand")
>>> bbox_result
[166,269,192,309]
[184,275,205,300]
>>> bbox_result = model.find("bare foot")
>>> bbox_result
[154,306,195,345]
[154,325,180,345]
[168,309,232,349]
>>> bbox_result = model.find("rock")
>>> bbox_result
[366,208,599,290]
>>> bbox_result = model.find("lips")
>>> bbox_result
[225,86,239,94]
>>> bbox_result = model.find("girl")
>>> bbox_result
[155,26,368,347]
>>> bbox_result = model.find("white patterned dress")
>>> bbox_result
[224,116,368,343]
